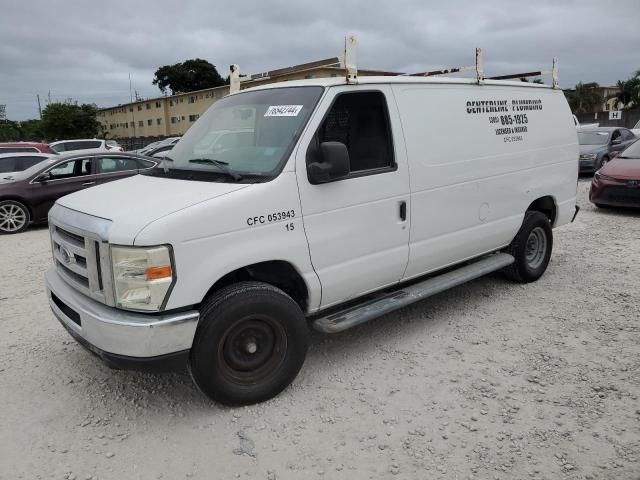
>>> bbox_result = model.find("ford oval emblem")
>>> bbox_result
[60,246,75,265]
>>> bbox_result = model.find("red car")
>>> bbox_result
[590,139,640,208]
[0,142,56,154]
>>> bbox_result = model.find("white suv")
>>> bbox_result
[50,139,122,154]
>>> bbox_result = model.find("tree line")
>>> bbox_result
[0,102,101,142]
[565,70,640,114]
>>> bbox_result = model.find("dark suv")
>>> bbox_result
[0,152,157,234]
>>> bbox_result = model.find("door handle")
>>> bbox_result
[82,181,95,186]
[399,201,407,221]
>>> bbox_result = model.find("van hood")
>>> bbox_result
[56,174,250,243]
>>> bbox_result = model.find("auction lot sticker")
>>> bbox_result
[264,105,303,117]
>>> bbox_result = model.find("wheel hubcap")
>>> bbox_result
[525,227,547,269]
[219,317,287,382]
[0,204,26,232]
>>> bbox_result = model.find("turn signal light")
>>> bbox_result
[145,265,173,281]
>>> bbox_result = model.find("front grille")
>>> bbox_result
[600,185,640,205]
[50,222,114,306]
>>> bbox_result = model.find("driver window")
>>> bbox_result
[317,91,394,173]
[611,130,621,142]
[48,159,91,179]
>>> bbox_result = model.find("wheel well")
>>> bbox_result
[0,197,33,219]
[204,261,309,312]
[526,196,556,225]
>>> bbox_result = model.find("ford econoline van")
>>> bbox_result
[45,74,579,405]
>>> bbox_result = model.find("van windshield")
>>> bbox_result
[150,86,323,182]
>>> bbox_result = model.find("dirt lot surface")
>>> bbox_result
[1,180,639,480]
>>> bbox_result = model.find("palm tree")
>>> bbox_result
[566,82,603,114]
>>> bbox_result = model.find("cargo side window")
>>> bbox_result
[316,91,395,174]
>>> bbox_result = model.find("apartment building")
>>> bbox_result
[97,58,398,140]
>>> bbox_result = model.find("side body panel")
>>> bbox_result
[393,84,578,280]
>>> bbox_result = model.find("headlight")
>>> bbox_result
[580,154,597,160]
[594,171,614,182]
[111,245,175,311]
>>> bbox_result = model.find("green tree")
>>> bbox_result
[19,119,44,141]
[565,82,603,114]
[608,75,640,109]
[40,102,100,140]
[0,120,21,141]
[152,58,225,95]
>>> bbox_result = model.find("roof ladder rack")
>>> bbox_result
[343,35,358,84]
[229,64,240,94]
[407,47,559,88]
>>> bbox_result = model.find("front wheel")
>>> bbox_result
[189,281,309,405]
[0,200,30,234]
[503,211,553,283]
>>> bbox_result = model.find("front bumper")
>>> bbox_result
[46,267,199,368]
[579,157,598,173]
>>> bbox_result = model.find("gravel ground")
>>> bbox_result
[1,179,639,480]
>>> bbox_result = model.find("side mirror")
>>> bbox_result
[34,173,50,183]
[308,142,351,184]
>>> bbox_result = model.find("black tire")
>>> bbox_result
[189,281,309,406]
[0,200,30,234]
[502,211,553,283]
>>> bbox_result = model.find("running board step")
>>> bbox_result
[312,253,514,333]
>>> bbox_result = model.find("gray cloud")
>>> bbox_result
[1,0,639,120]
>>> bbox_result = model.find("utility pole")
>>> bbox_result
[37,94,42,119]
[129,72,136,139]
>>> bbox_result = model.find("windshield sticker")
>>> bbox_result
[264,105,303,117]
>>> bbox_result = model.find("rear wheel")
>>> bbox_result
[0,200,30,234]
[503,211,553,283]
[189,281,309,405]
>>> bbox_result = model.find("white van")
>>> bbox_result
[45,74,579,405]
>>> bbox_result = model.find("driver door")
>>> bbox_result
[296,86,410,309]
[31,157,96,220]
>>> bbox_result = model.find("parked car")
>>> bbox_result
[0,152,156,234]
[44,75,579,405]
[0,152,55,176]
[106,140,123,151]
[135,137,181,156]
[0,142,56,154]
[578,127,637,173]
[590,139,640,208]
[148,144,175,158]
[49,139,122,155]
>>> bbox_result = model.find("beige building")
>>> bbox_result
[97,58,398,140]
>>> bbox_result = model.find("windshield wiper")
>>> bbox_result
[188,158,242,180]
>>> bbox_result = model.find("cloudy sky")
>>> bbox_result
[1,0,639,120]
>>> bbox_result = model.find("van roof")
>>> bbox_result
[240,75,553,93]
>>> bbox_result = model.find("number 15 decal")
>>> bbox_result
[286,223,295,231]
